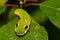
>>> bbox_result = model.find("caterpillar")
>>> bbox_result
[14,9,31,36]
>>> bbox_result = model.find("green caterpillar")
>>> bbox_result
[14,9,31,36]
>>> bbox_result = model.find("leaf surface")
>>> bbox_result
[40,0,60,28]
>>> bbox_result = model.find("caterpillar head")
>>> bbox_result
[15,19,29,36]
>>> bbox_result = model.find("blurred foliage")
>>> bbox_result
[0,0,8,6]
[0,0,8,14]
[0,6,6,14]
[40,0,60,28]
[25,6,48,24]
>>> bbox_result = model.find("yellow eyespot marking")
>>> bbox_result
[35,26,40,30]
[23,25,29,34]
[15,23,19,27]
[23,25,29,30]
[15,23,19,32]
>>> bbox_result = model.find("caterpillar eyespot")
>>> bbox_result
[16,23,19,27]
[24,26,28,29]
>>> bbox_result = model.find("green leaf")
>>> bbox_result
[0,0,8,14]
[0,16,48,40]
[25,6,47,23]
[8,7,17,21]
[30,7,47,23]
[0,0,8,6]
[0,6,6,15]
[0,7,48,40]
[40,0,60,28]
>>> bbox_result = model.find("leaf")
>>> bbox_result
[40,0,60,28]
[0,6,6,15]
[0,15,48,40]
[8,7,17,21]
[0,0,8,14]
[25,6,47,23]
[0,0,8,6]
[30,7,47,23]
[0,18,48,40]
